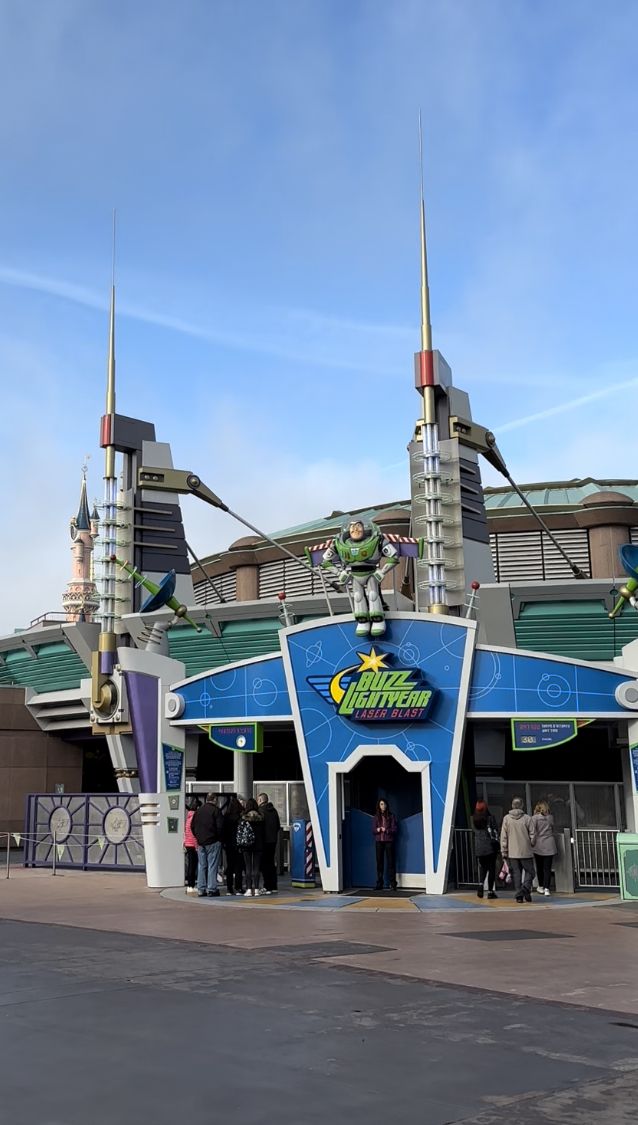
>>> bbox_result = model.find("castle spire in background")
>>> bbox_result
[62,464,100,623]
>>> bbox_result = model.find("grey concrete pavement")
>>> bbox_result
[1,916,638,1125]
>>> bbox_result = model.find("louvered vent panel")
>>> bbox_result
[258,560,286,598]
[193,571,236,606]
[259,557,317,598]
[541,529,590,579]
[492,531,544,581]
[284,561,314,597]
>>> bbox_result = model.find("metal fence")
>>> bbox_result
[451,828,480,886]
[573,829,619,889]
[24,794,145,871]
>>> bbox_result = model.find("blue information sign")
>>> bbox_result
[208,723,263,754]
[630,746,638,791]
[511,719,578,752]
[162,745,184,790]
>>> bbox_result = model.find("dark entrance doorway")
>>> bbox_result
[342,755,424,889]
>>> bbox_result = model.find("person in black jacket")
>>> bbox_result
[222,796,244,895]
[238,799,265,897]
[257,793,281,894]
[472,800,499,900]
[191,793,224,898]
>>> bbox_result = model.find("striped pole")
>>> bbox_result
[291,819,316,889]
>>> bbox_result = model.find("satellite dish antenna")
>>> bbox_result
[609,545,638,618]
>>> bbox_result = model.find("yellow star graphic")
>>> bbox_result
[356,647,389,673]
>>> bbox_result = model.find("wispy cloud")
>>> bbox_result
[498,376,638,433]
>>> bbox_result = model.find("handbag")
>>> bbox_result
[498,859,512,885]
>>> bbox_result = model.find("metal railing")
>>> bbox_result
[451,828,480,886]
[573,829,620,889]
[2,827,146,878]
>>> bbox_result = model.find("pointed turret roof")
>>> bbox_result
[91,502,99,522]
[75,475,91,531]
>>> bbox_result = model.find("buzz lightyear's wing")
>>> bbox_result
[305,539,336,567]
[383,533,425,559]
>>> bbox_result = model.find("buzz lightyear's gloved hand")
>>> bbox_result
[337,570,350,585]
[373,568,386,583]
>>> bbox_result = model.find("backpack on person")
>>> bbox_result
[236,818,255,849]
[487,817,499,849]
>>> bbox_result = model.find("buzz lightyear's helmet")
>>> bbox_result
[339,516,379,542]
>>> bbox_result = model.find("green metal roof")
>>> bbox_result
[0,642,87,693]
[169,619,282,678]
[514,600,638,661]
[485,478,638,512]
[264,501,411,542]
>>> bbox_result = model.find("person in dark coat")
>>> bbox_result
[191,793,224,898]
[257,792,281,894]
[222,796,244,895]
[237,798,265,897]
[472,800,499,900]
[372,799,398,890]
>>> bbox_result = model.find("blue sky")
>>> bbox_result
[1,1,638,632]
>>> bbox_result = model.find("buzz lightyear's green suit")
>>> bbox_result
[321,519,399,637]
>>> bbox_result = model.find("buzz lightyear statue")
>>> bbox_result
[321,518,399,637]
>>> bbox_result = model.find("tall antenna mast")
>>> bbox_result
[416,113,447,614]
[96,210,119,696]
[419,111,433,354]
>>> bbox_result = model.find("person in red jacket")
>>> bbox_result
[373,799,398,891]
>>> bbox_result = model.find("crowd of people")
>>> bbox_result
[472,797,558,903]
[184,792,281,898]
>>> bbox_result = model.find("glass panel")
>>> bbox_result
[573,784,618,828]
[530,783,571,832]
[289,782,310,824]
[253,782,287,825]
[484,781,528,824]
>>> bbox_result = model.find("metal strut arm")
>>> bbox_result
[448,417,587,581]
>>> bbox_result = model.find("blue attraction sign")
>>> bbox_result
[280,613,476,890]
[511,719,579,751]
[308,646,435,722]
[208,723,263,753]
[162,745,184,791]
[631,745,638,791]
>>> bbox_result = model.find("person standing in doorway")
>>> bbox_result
[237,798,265,897]
[183,797,201,894]
[373,799,398,890]
[500,797,536,903]
[191,793,224,898]
[531,800,557,896]
[471,800,499,900]
[257,793,281,894]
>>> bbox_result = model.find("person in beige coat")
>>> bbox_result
[500,797,537,903]
[531,801,557,896]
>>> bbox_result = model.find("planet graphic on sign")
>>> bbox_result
[236,735,247,748]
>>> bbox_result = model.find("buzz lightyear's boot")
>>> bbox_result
[370,615,386,637]
[355,616,371,637]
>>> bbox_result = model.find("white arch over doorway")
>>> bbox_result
[326,744,437,893]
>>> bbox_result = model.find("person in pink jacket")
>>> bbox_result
[183,798,200,893]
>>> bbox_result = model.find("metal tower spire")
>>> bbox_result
[418,111,433,356]
[415,114,447,613]
[93,211,119,714]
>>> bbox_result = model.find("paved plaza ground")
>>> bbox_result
[1,869,637,1124]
